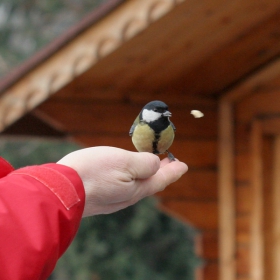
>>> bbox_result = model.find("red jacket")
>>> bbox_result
[0,157,85,279]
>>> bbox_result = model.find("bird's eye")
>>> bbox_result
[153,108,158,112]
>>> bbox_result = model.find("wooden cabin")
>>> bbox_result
[1,0,280,279]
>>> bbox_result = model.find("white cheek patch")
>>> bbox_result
[142,109,161,123]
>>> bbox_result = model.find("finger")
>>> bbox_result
[139,161,188,196]
[127,152,161,179]
[160,157,171,168]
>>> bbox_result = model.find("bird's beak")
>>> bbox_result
[163,111,172,117]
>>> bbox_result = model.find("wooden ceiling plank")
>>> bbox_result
[171,10,280,95]
[82,0,280,93]
[111,0,227,87]
[53,83,126,101]
[80,0,222,84]
[137,0,280,91]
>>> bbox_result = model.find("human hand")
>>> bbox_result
[57,146,188,217]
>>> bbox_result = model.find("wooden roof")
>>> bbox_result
[1,0,280,131]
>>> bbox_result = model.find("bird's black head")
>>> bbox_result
[140,100,171,123]
[139,100,171,133]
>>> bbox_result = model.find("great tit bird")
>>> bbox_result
[129,100,176,161]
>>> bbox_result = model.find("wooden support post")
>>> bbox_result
[272,135,280,280]
[218,100,236,280]
[250,120,264,280]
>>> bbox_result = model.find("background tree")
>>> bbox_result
[0,0,107,77]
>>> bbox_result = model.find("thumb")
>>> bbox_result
[127,152,161,179]
[140,160,188,195]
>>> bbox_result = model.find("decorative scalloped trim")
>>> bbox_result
[0,0,185,132]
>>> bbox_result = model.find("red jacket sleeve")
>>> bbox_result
[0,158,85,280]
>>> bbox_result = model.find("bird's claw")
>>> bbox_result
[166,150,175,162]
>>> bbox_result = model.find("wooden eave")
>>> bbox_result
[2,0,280,131]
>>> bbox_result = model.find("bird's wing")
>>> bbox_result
[129,115,140,136]
[129,124,136,136]
[170,121,176,132]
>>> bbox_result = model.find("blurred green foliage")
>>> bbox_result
[0,0,109,77]
[0,137,201,279]
[0,137,79,168]
[54,198,200,280]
